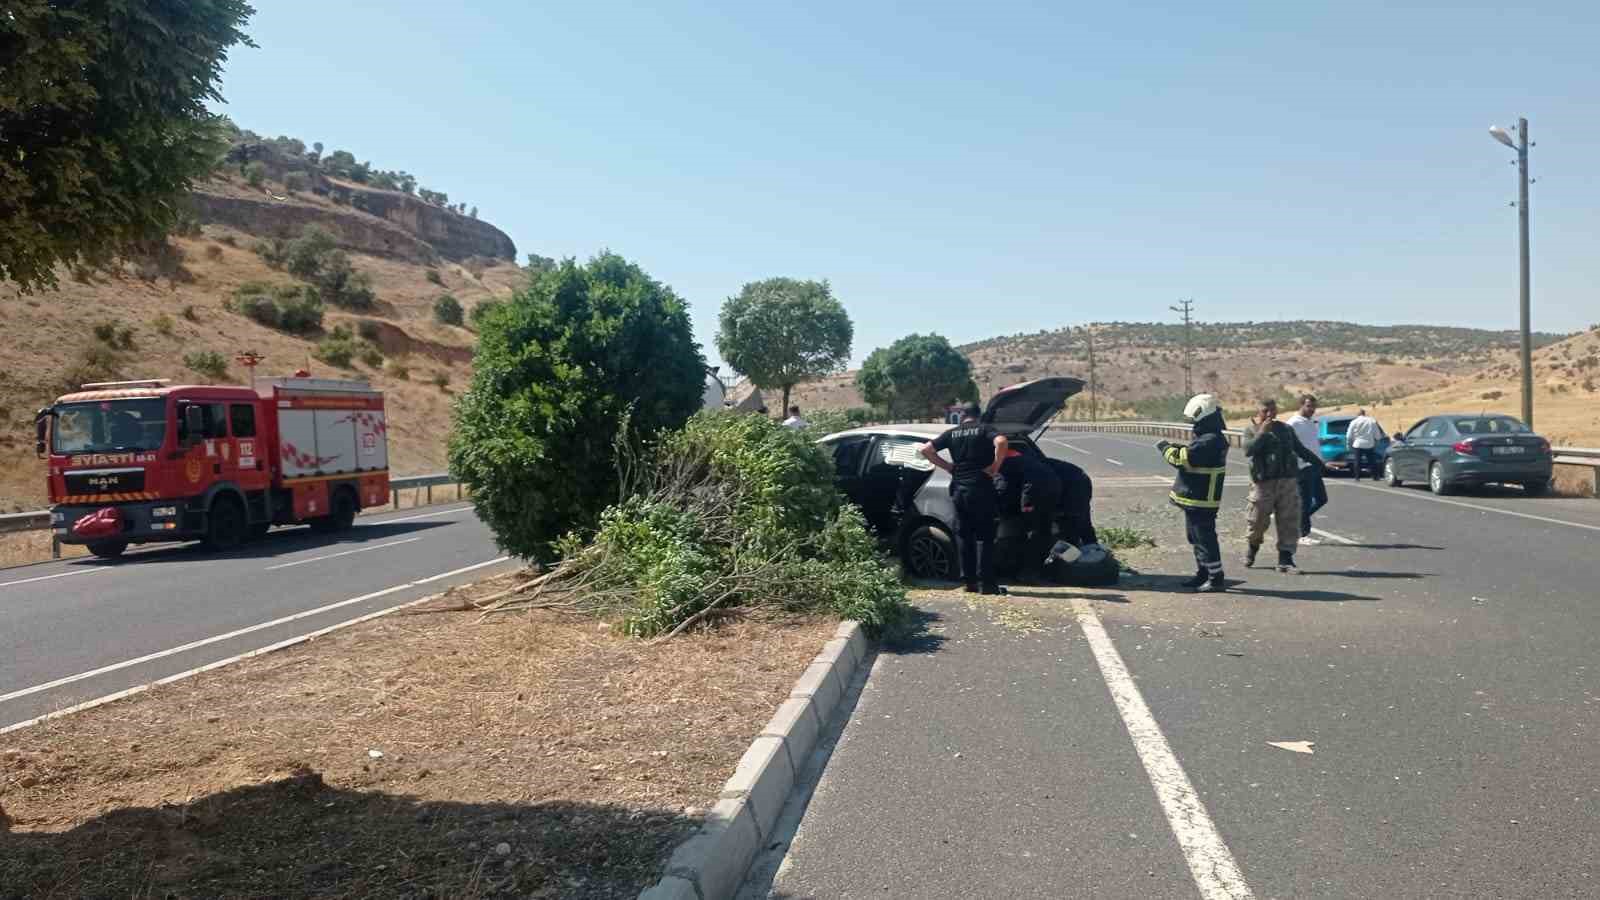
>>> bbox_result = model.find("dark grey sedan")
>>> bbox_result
[1383,414,1554,495]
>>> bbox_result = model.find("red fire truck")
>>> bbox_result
[34,376,390,559]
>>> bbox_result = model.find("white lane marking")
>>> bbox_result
[0,557,516,736]
[1104,458,1125,467]
[0,556,512,706]
[0,567,109,590]
[373,504,473,524]
[1044,438,1090,454]
[263,537,423,571]
[1310,527,1357,545]
[1346,482,1600,534]
[1073,600,1255,900]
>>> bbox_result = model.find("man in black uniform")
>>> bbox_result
[920,403,1009,594]
[1048,458,1097,547]
[997,447,1062,581]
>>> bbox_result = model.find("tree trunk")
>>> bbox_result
[780,384,792,418]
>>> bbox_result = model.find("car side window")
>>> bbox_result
[1424,419,1446,440]
[830,436,871,478]
[874,437,934,471]
[1404,420,1430,440]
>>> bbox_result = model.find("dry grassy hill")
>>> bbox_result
[1324,327,1600,450]
[0,163,527,512]
[790,321,1567,420]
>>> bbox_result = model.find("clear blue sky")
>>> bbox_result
[215,1,1599,368]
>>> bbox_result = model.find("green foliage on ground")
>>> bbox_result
[856,333,976,418]
[716,277,853,414]
[1098,526,1156,550]
[552,413,908,638]
[449,252,707,561]
[313,324,381,369]
[800,407,875,437]
[226,282,324,334]
[0,0,255,292]
[183,351,230,381]
[433,294,464,326]
[254,226,375,310]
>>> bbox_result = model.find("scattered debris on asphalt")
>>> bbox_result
[1267,740,1316,755]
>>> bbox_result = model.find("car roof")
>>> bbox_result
[820,424,949,441]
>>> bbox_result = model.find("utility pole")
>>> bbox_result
[1489,118,1534,429]
[1086,330,1098,421]
[1170,298,1195,396]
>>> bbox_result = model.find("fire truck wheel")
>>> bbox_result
[311,490,358,534]
[87,540,128,560]
[204,497,247,551]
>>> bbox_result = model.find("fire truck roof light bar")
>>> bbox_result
[78,379,171,390]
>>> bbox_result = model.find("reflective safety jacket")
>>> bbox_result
[1161,410,1229,510]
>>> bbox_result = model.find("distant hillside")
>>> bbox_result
[789,321,1573,419]
[0,133,531,512]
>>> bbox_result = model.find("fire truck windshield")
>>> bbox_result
[52,399,168,454]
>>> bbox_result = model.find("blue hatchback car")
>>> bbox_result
[1316,415,1389,476]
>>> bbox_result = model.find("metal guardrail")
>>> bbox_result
[0,474,464,554]
[1051,421,1600,491]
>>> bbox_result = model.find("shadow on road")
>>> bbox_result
[61,520,455,568]
[1130,574,1380,602]
[881,607,947,656]
[1297,570,1432,580]
[1005,588,1131,604]
[0,771,686,899]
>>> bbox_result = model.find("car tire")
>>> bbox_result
[901,521,957,581]
[1428,463,1454,496]
[1384,458,1403,487]
[87,539,128,560]
[1523,479,1552,497]
[204,497,247,551]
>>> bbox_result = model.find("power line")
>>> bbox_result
[1170,299,1195,396]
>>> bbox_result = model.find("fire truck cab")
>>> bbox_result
[36,377,390,559]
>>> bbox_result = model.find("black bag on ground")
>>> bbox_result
[1043,544,1120,586]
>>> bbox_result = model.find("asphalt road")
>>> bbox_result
[765,431,1600,899]
[0,503,518,731]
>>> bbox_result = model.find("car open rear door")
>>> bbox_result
[981,377,1086,440]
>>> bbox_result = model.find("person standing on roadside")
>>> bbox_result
[1345,408,1385,482]
[1241,398,1325,573]
[781,405,809,429]
[920,403,1009,595]
[1286,394,1328,544]
[1157,394,1230,593]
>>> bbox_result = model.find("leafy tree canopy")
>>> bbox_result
[855,333,975,418]
[449,252,707,560]
[716,277,853,413]
[1,0,256,291]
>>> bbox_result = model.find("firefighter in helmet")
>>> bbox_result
[1157,394,1230,592]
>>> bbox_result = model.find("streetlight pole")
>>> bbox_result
[1490,118,1533,429]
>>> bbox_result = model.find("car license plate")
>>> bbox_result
[1492,446,1526,455]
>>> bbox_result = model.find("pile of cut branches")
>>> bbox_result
[477,413,907,639]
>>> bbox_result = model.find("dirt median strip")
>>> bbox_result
[0,570,839,899]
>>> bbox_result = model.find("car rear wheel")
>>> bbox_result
[902,522,957,581]
[1523,479,1552,496]
[204,497,247,551]
[1428,463,1454,496]
[312,490,358,534]
[1384,458,1403,487]
[87,539,128,560]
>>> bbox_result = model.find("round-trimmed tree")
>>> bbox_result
[716,278,852,416]
[854,333,974,419]
[449,252,706,560]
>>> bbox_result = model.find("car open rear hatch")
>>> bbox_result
[981,376,1086,440]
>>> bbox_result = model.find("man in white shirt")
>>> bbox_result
[1286,394,1328,545]
[781,405,809,429]
[1345,408,1385,482]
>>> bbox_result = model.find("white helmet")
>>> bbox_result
[1183,393,1220,421]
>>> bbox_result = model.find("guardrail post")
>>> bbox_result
[426,484,433,505]
[52,534,60,559]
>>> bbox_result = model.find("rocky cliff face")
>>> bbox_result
[214,142,517,263]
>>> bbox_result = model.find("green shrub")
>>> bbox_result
[425,269,444,286]
[432,372,449,389]
[181,305,199,322]
[432,293,464,326]
[274,286,325,333]
[92,322,117,344]
[1098,526,1156,550]
[203,244,224,261]
[359,345,385,368]
[153,314,175,337]
[357,319,382,342]
[557,412,908,638]
[184,350,230,381]
[385,359,410,380]
[286,226,337,279]
[448,252,707,561]
[469,299,503,329]
[283,171,310,193]
[217,234,238,247]
[244,161,266,187]
[254,238,287,268]
[314,325,359,368]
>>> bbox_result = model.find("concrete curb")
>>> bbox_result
[639,620,868,900]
